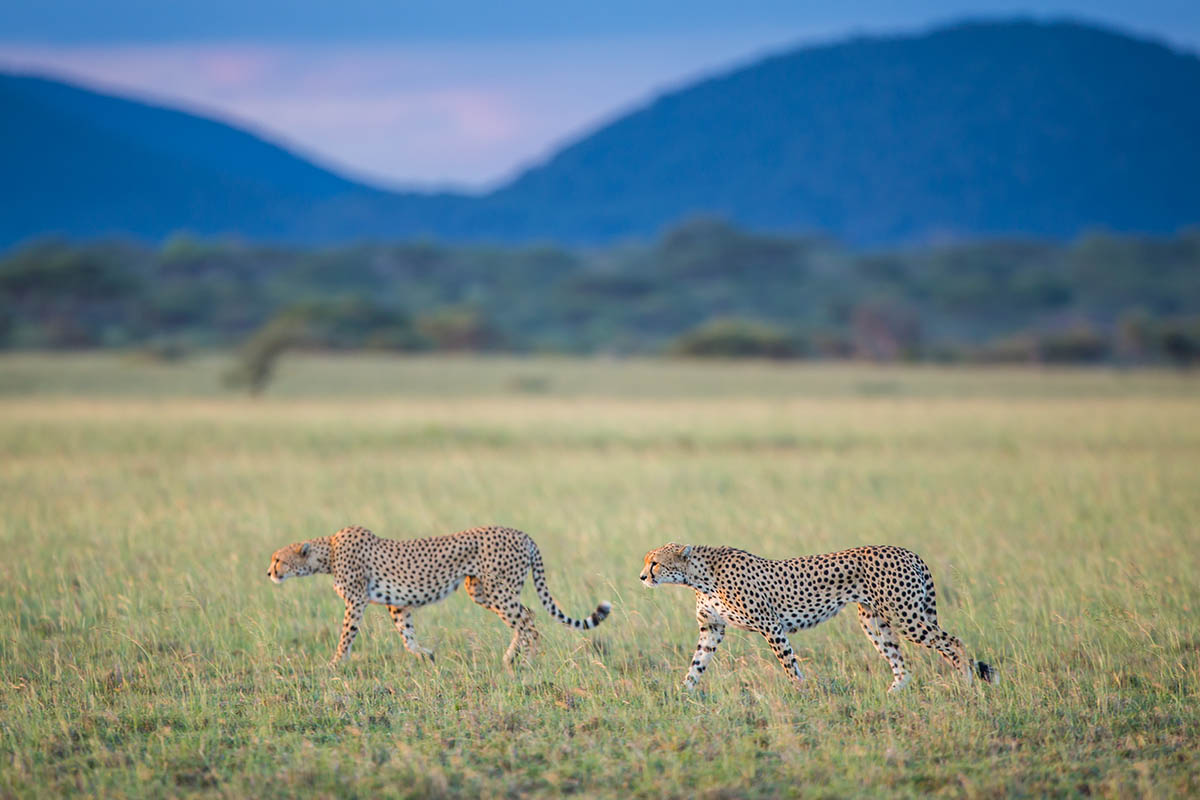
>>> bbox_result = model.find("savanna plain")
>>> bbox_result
[2,355,1198,798]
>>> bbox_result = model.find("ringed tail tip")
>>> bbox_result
[975,661,996,683]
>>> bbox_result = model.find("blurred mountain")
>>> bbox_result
[492,19,1200,243]
[3,19,1199,246]
[0,72,473,245]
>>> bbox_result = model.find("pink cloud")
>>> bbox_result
[0,33,806,189]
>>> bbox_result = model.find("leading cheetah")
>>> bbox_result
[268,525,611,667]
[640,542,993,692]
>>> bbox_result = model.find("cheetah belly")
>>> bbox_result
[780,599,848,632]
[366,574,464,608]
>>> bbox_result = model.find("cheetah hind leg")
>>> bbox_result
[465,577,539,669]
[496,601,539,669]
[388,605,435,662]
[897,618,979,685]
[856,604,910,692]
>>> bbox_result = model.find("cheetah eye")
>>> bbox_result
[649,561,659,575]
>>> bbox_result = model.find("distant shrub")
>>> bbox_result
[0,243,139,300]
[974,324,1111,364]
[38,316,101,349]
[658,217,811,280]
[1157,317,1200,367]
[809,330,854,359]
[223,316,304,395]
[224,297,426,394]
[851,299,921,361]
[129,340,190,364]
[924,341,971,363]
[669,318,802,359]
[1115,308,1154,362]
[506,374,552,394]
[974,334,1042,364]
[285,297,426,352]
[416,308,504,352]
[1038,324,1111,363]
[0,304,13,349]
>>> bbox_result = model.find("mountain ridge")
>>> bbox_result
[3,18,1199,247]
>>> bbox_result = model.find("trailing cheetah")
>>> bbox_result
[640,542,993,691]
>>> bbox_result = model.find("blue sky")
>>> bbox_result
[2,1,1197,189]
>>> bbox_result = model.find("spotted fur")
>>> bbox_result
[269,525,611,667]
[640,542,993,691]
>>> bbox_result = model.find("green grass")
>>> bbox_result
[2,355,1199,798]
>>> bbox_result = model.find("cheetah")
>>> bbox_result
[268,525,611,667]
[640,542,993,692]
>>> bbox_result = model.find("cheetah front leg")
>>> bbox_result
[388,605,435,662]
[759,625,806,688]
[332,596,366,665]
[683,613,725,690]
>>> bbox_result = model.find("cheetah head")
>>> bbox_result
[640,543,693,587]
[267,541,318,584]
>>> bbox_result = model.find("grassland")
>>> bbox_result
[2,354,1198,798]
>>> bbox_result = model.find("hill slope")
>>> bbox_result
[2,19,1199,246]
[491,19,1200,243]
[0,73,470,245]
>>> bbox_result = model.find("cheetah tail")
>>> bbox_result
[975,660,997,683]
[527,540,612,630]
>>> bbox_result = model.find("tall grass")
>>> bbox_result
[1,356,1198,797]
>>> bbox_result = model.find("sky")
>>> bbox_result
[2,1,1197,191]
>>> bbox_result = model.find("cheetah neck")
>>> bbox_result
[306,537,333,573]
[686,548,718,594]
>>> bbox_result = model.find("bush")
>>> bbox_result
[223,298,430,394]
[974,325,1110,364]
[974,334,1041,364]
[0,242,138,300]
[1115,308,1154,362]
[223,316,304,395]
[851,299,921,361]
[285,298,426,351]
[415,308,503,352]
[1039,324,1111,363]
[669,318,802,359]
[128,340,190,364]
[1157,317,1200,367]
[809,330,854,359]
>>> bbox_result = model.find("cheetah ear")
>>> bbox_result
[681,545,693,558]
[299,542,311,557]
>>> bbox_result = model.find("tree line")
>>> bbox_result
[1,218,1198,367]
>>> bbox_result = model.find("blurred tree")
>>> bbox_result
[2,224,1199,361]
[1158,318,1200,368]
[975,333,1041,364]
[851,299,921,361]
[224,297,426,394]
[1038,324,1111,363]
[669,318,801,359]
[223,315,304,396]
[1115,308,1153,364]
[416,307,503,352]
